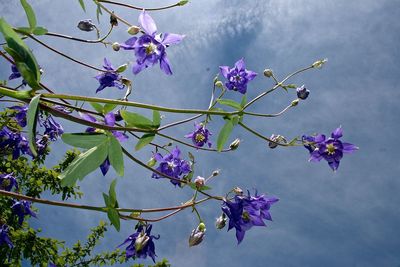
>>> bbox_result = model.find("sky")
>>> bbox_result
[1,0,400,266]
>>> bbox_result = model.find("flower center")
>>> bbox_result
[326,143,336,155]
[235,75,242,82]
[195,133,205,143]
[167,161,176,170]
[242,211,251,222]
[145,42,157,55]
[1,179,10,188]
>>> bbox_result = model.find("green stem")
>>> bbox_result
[238,121,292,147]
[44,25,113,44]
[97,0,182,11]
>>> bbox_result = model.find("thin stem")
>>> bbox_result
[238,121,292,147]
[97,0,182,11]
[44,25,113,44]
[243,103,293,118]
[97,2,132,27]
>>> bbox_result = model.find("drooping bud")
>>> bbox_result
[263,69,273,78]
[229,138,240,150]
[214,81,223,88]
[77,19,96,32]
[134,231,150,252]
[147,157,156,167]
[212,170,220,177]
[268,134,287,149]
[114,110,123,121]
[312,58,328,69]
[296,85,310,100]
[194,176,205,188]
[127,25,141,35]
[189,223,206,247]
[112,42,120,51]
[215,214,227,229]
[110,13,118,26]
[233,187,243,195]
[291,99,299,107]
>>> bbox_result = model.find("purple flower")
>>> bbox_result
[219,58,257,94]
[95,58,125,93]
[80,112,128,175]
[121,10,185,75]
[9,64,27,86]
[9,105,28,127]
[303,127,358,171]
[152,147,191,186]
[119,224,159,262]
[184,123,212,148]
[0,173,18,192]
[41,115,64,141]
[0,126,31,159]
[296,85,310,100]
[0,224,13,248]
[11,200,37,225]
[221,190,278,244]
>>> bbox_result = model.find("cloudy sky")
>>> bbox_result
[1,0,400,266]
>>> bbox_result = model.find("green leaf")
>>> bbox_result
[32,26,48,36]
[0,19,41,89]
[152,110,161,127]
[60,140,109,187]
[103,103,117,114]
[27,94,40,157]
[16,27,32,34]
[108,178,118,207]
[102,192,110,207]
[62,133,107,149]
[217,119,234,152]
[20,0,37,29]
[135,133,155,151]
[188,183,211,191]
[108,135,124,176]
[90,102,103,113]
[120,110,155,130]
[217,99,242,110]
[107,208,120,231]
[115,64,127,73]
[78,0,86,12]
[240,95,247,108]
[96,3,102,23]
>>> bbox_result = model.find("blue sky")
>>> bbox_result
[1,0,400,266]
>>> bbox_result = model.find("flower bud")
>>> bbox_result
[134,231,150,252]
[214,81,223,88]
[127,25,141,35]
[110,13,118,26]
[212,170,220,177]
[215,214,227,229]
[233,187,243,195]
[189,223,206,247]
[77,19,95,32]
[296,85,310,100]
[112,42,120,51]
[114,110,123,121]
[147,157,156,167]
[312,58,328,69]
[194,176,205,188]
[263,69,273,78]
[291,99,299,107]
[229,138,240,150]
[268,134,287,149]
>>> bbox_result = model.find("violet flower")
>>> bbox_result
[120,10,185,75]
[0,224,13,248]
[296,85,310,100]
[184,122,212,148]
[95,58,125,93]
[9,105,28,127]
[119,224,159,262]
[303,127,358,171]
[221,190,278,244]
[0,173,18,192]
[0,126,31,159]
[41,115,64,141]
[151,146,191,186]
[9,64,27,86]
[11,200,37,225]
[219,58,257,94]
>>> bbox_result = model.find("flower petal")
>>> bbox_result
[219,66,230,78]
[161,33,185,45]
[331,127,343,139]
[234,58,245,71]
[246,70,257,81]
[160,55,172,75]
[104,112,115,126]
[342,142,358,153]
[139,10,157,35]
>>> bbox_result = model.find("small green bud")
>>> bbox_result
[127,25,140,35]
[147,157,156,167]
[178,0,189,6]
[229,138,241,150]
[189,223,206,247]
[112,42,120,51]
[312,58,328,69]
[263,69,273,78]
[214,81,223,88]
[291,99,299,107]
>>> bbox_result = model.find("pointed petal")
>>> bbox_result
[160,55,173,75]
[132,62,147,75]
[236,229,246,244]
[246,70,257,81]
[139,10,157,35]
[235,58,245,70]
[342,142,358,153]
[309,150,323,162]
[100,158,110,176]
[104,112,115,126]
[219,66,230,78]
[331,127,343,139]
[328,160,340,171]
[162,33,185,45]
[79,112,97,123]
[112,131,129,142]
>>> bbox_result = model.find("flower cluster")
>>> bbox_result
[11,200,37,225]
[302,127,358,171]
[0,224,13,248]
[219,58,257,94]
[221,190,279,244]
[119,224,159,262]
[0,173,18,192]
[184,123,212,148]
[121,10,185,75]
[95,58,125,93]
[9,64,27,86]
[152,147,191,186]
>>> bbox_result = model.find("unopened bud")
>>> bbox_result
[215,214,227,229]
[212,170,220,177]
[189,223,206,247]
[268,134,287,149]
[77,19,95,32]
[291,99,299,107]
[194,176,205,188]
[296,85,310,100]
[263,69,273,78]
[214,81,223,88]
[110,13,118,26]
[147,157,156,167]
[112,42,120,51]
[233,187,243,195]
[312,58,328,69]
[114,110,123,121]
[127,25,140,35]
[229,138,240,150]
